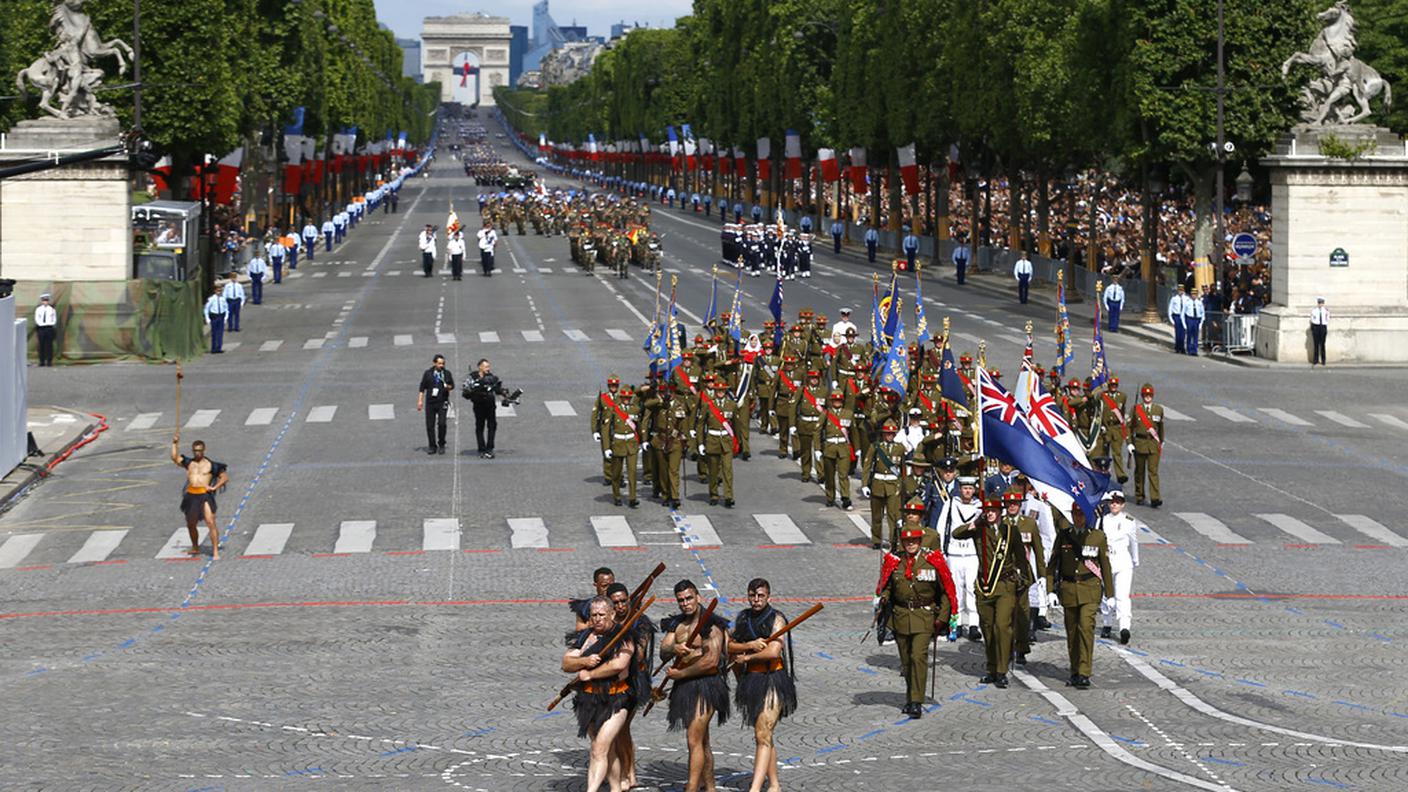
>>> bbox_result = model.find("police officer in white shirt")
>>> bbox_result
[446,229,467,281]
[1167,285,1188,353]
[952,237,971,285]
[830,219,846,254]
[267,231,286,283]
[1013,251,1034,304]
[938,476,983,640]
[321,217,335,252]
[477,221,498,276]
[902,227,919,270]
[1103,278,1126,332]
[1182,288,1205,356]
[246,253,267,305]
[418,225,437,277]
[221,274,246,332]
[333,210,347,243]
[34,293,58,366]
[301,220,318,260]
[830,307,858,340]
[1310,297,1329,365]
[1097,491,1141,645]
[864,227,879,262]
[203,290,229,353]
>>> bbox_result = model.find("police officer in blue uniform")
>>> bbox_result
[203,289,228,353]
[864,227,879,262]
[902,227,920,270]
[952,237,971,284]
[830,219,844,254]
[1103,279,1125,332]
[1183,289,1205,356]
[246,253,267,305]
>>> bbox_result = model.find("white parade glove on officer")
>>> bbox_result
[641,441,649,451]
[604,449,612,459]
[593,432,601,442]
[1126,443,1135,456]
[789,426,796,436]
[861,486,872,498]
[698,444,706,456]
[1047,593,1061,609]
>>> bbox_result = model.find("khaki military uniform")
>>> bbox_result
[601,393,641,504]
[773,366,800,455]
[820,404,854,504]
[863,439,906,545]
[1096,388,1129,480]
[754,354,780,434]
[699,390,737,502]
[793,383,826,481]
[591,390,626,485]
[955,516,1028,677]
[877,549,957,706]
[1128,398,1165,503]
[1009,515,1048,658]
[1047,524,1114,678]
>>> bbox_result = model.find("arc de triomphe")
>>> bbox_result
[421,13,511,106]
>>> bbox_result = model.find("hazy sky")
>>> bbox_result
[375,0,693,40]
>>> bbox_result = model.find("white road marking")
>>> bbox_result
[605,328,633,341]
[1315,410,1368,428]
[1203,405,1255,423]
[222,341,241,351]
[754,514,810,545]
[244,408,278,426]
[677,514,722,546]
[1254,513,1339,544]
[386,270,401,276]
[156,526,207,559]
[306,405,338,423]
[521,330,544,342]
[508,517,550,549]
[349,337,369,348]
[590,516,637,547]
[337,271,351,278]
[544,400,577,417]
[848,513,871,537]
[127,412,161,431]
[479,331,500,343]
[564,329,590,342]
[67,529,128,563]
[422,518,461,551]
[1258,408,1312,427]
[1370,413,1408,431]
[1160,406,1195,421]
[436,333,456,344]
[368,404,395,421]
[303,338,324,350]
[394,334,413,346]
[244,523,294,556]
[1173,513,1251,544]
[259,340,283,352]
[0,534,43,568]
[185,409,220,428]
[312,272,327,278]
[1338,515,1408,547]
[333,520,376,553]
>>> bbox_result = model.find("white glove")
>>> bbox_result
[1126,443,1135,456]
[871,595,881,609]
[604,449,613,459]
[698,444,706,456]
[789,426,797,436]
[814,450,822,462]
[1047,593,1061,609]
[689,429,697,439]
[861,486,872,498]
[831,380,839,389]
[593,432,601,442]
[641,441,650,451]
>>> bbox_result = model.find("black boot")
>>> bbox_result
[1119,628,1131,645]
[994,674,1009,688]
[968,626,982,642]
[1100,626,1112,639]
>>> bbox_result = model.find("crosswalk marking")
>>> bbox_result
[678,514,722,546]
[422,518,461,551]
[545,400,577,417]
[306,405,338,423]
[333,520,376,553]
[479,331,500,343]
[1339,515,1408,547]
[386,270,401,276]
[128,412,161,431]
[1316,410,1369,428]
[303,338,324,350]
[245,408,278,426]
[349,336,368,348]
[337,271,351,278]
[312,272,327,278]
[1259,408,1312,427]
[361,271,375,276]
[185,409,220,428]
[522,330,544,342]
[590,516,637,547]
[1255,513,1339,544]
[508,517,550,548]
[499,404,517,417]
[1371,413,1408,431]
[564,329,589,342]
[1136,523,1171,545]
[223,342,241,351]
[156,526,206,559]
[244,523,294,556]
[605,329,632,341]
[1173,513,1251,544]
[437,333,456,344]
[0,534,43,568]
[847,513,872,537]
[368,404,395,421]
[1161,406,1195,422]
[754,514,810,545]
[68,529,128,563]
[1204,405,1256,423]
[539,267,554,274]
[259,340,283,352]
[394,334,413,346]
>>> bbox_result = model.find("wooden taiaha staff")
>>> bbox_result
[546,595,656,712]
[642,597,719,716]
[724,602,824,672]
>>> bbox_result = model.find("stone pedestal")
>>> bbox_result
[1257,125,1408,363]
[0,116,132,282]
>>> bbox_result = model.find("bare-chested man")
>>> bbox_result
[660,579,729,792]
[607,582,655,789]
[562,596,636,792]
[727,578,795,792]
[170,433,228,559]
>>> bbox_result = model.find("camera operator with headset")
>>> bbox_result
[463,357,521,459]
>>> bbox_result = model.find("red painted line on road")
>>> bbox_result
[756,544,800,550]
[241,555,274,560]
[1216,544,1251,548]
[90,559,127,566]
[537,548,574,552]
[164,557,201,563]
[1353,544,1390,550]
[385,550,424,556]
[16,565,51,572]
[462,548,502,554]
[692,545,721,550]
[311,553,350,558]
[609,547,647,551]
[832,544,872,550]
[1133,592,1408,600]
[1284,544,1320,550]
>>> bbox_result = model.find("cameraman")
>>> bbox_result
[464,358,506,458]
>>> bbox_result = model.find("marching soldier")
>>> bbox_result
[1127,383,1165,507]
[591,376,626,488]
[934,473,981,639]
[1046,507,1114,689]
[1098,491,1141,645]
[953,497,1026,687]
[1094,378,1130,484]
[1004,490,1047,667]
[861,421,906,549]
[698,379,738,507]
[755,340,780,435]
[875,523,958,718]
[820,392,855,510]
[792,370,827,482]
[602,385,642,508]
[774,355,801,457]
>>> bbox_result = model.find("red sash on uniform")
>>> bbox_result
[673,366,696,395]
[600,392,638,440]
[822,409,857,462]
[917,392,937,416]
[698,392,740,453]
[1101,393,1128,440]
[779,370,799,394]
[1134,403,1163,450]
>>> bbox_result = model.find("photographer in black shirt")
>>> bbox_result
[463,357,519,459]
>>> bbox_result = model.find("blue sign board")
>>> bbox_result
[1232,233,1257,257]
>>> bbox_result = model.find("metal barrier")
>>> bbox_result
[1203,311,1256,354]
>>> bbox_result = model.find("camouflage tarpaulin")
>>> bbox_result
[13,280,205,363]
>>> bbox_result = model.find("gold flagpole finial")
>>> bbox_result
[671,274,679,288]
[1057,268,1065,283]
[1024,320,1033,335]
[978,340,987,368]
[943,315,951,332]
[1095,279,1103,293]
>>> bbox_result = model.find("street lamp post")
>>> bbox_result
[1213,0,1228,287]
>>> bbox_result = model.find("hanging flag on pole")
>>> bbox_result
[870,274,884,352]
[897,143,920,196]
[1090,282,1112,388]
[682,124,697,170]
[848,147,868,195]
[768,274,785,348]
[727,269,744,344]
[756,138,772,181]
[913,269,931,347]
[818,148,840,183]
[784,130,802,179]
[1055,270,1075,377]
[878,308,910,400]
[880,268,901,348]
[702,265,719,328]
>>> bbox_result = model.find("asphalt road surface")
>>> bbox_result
[3,113,1407,791]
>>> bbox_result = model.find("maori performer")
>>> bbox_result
[561,596,637,792]
[170,432,228,559]
[727,578,797,792]
[607,582,656,791]
[568,566,617,635]
[659,580,730,792]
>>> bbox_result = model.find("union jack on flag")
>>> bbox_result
[978,367,1041,442]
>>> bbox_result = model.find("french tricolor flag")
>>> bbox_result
[817,148,839,183]
[784,129,802,180]
[897,142,919,196]
[848,147,867,195]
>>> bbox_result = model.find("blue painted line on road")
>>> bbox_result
[118,638,135,649]
[815,651,834,660]
[815,743,846,755]
[1324,620,1345,629]
[534,711,564,720]
[1192,667,1222,678]
[1391,711,1408,719]
[1306,777,1351,789]
[1159,659,1185,667]
[856,666,878,676]
[1236,678,1267,687]
[1110,735,1145,746]
[1286,606,1305,615]
[858,728,885,740]
[1283,690,1317,699]
[1333,700,1370,711]
[1371,632,1392,642]
[781,756,801,765]
[285,767,324,777]
[1029,715,1061,726]
[379,745,417,756]
[25,668,46,676]
[463,727,496,738]
[186,786,224,792]
[1204,757,1246,767]
[961,696,991,708]
[82,652,100,662]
